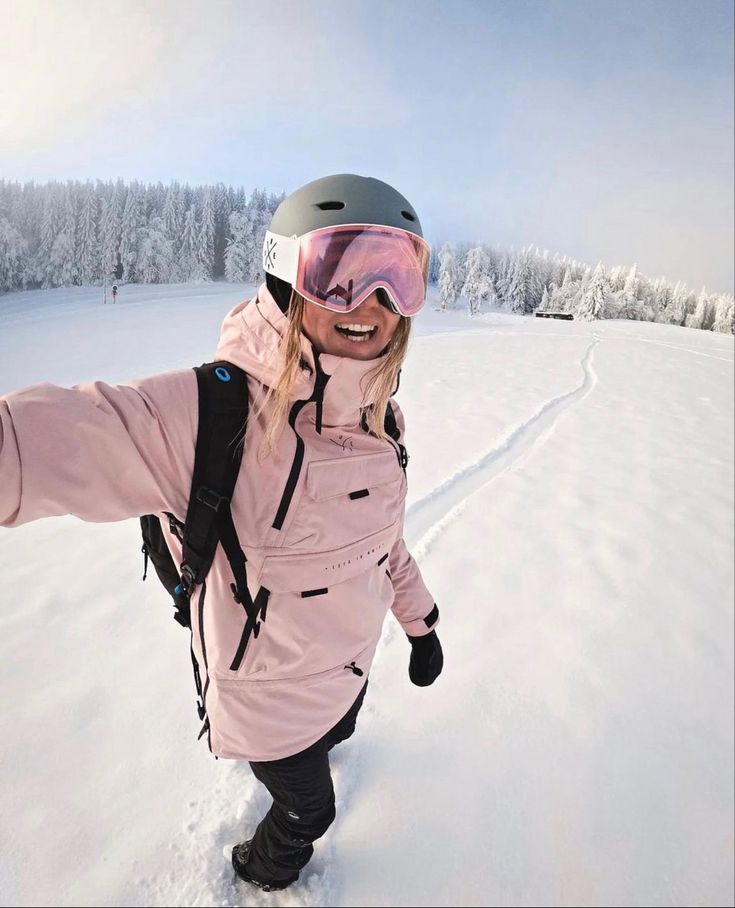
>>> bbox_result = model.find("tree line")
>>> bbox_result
[0,179,732,333]
[433,243,733,333]
[0,179,283,290]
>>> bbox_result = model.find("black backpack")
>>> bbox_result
[140,360,251,630]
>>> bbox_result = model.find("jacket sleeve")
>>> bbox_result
[0,369,197,528]
[386,398,440,637]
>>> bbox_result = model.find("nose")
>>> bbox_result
[361,288,395,313]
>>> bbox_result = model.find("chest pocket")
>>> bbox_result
[306,449,400,501]
[280,449,404,552]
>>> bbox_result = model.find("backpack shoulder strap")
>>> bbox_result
[178,361,249,595]
[384,402,409,473]
[358,399,409,474]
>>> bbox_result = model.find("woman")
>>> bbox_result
[0,173,444,892]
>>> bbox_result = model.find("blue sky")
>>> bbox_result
[1,0,733,292]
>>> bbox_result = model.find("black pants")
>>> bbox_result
[245,681,368,886]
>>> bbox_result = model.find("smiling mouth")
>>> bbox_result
[334,325,378,343]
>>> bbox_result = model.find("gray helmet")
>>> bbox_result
[265,173,423,313]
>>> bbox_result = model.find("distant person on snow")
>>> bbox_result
[111,284,118,304]
[0,174,443,892]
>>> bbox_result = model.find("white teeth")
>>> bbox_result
[336,324,376,332]
[334,322,377,343]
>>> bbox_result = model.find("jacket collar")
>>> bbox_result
[214,283,388,428]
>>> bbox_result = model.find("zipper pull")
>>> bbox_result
[344,661,364,677]
[141,543,149,581]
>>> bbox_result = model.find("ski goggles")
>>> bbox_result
[262,224,430,317]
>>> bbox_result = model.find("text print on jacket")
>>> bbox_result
[0,284,439,761]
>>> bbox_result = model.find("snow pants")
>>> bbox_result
[246,680,369,886]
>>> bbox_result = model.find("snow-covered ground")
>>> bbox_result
[0,282,733,907]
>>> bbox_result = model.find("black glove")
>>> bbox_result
[407,630,444,687]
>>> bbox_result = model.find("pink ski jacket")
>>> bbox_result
[0,284,438,761]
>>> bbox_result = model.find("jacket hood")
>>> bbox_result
[214,282,388,428]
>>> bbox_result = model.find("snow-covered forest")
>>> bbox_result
[0,179,283,290]
[0,179,732,334]
[435,242,734,333]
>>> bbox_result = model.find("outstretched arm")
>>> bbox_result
[0,370,197,528]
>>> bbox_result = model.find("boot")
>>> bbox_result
[231,840,299,892]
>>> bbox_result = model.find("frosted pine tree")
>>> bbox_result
[621,264,641,318]
[564,266,589,315]
[119,183,145,282]
[0,217,27,291]
[428,245,440,284]
[711,294,734,334]
[35,187,62,287]
[99,182,123,281]
[500,249,533,314]
[686,288,716,330]
[539,285,551,312]
[650,276,673,323]
[137,217,174,283]
[49,186,79,287]
[212,183,231,278]
[461,246,492,315]
[224,211,254,282]
[485,270,500,309]
[196,188,216,280]
[162,183,183,279]
[548,266,568,311]
[77,184,99,285]
[576,262,609,320]
[179,205,203,281]
[667,281,689,326]
[522,247,545,312]
[437,243,458,310]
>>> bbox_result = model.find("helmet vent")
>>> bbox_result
[315,201,345,211]
[401,210,416,222]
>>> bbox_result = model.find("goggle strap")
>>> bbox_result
[262,231,299,284]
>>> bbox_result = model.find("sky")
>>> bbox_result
[0,0,733,293]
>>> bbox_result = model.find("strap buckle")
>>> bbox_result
[179,563,197,595]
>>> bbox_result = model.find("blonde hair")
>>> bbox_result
[252,289,411,463]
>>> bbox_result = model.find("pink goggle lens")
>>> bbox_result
[296,225,429,317]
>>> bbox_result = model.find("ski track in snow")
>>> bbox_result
[148,334,602,908]
[619,335,734,362]
[404,335,600,560]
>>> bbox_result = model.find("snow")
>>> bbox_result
[1,282,733,907]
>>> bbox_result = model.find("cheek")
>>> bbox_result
[385,315,401,338]
[302,307,330,338]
